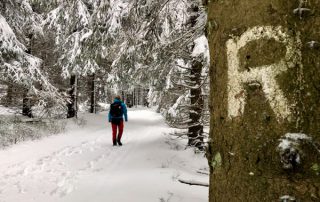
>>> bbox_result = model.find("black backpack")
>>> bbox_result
[110,103,122,117]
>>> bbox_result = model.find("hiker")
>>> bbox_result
[108,95,128,146]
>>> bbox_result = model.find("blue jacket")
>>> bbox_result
[108,98,128,122]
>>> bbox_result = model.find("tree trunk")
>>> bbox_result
[22,91,32,118]
[22,35,33,118]
[207,0,320,201]
[156,91,164,113]
[5,83,13,107]
[89,74,95,113]
[133,88,135,106]
[67,75,76,118]
[75,75,78,118]
[187,3,204,150]
[188,59,204,149]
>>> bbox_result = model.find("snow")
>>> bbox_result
[77,0,90,26]
[293,7,311,15]
[278,139,292,151]
[44,6,63,31]
[163,1,188,30]
[278,133,312,151]
[280,195,296,201]
[0,14,59,98]
[168,95,188,118]
[191,35,210,63]
[0,14,25,54]
[44,0,90,46]
[0,108,208,202]
[108,0,130,33]
[80,29,93,42]
[284,133,312,141]
[0,106,18,115]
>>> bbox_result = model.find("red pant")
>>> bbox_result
[111,121,124,141]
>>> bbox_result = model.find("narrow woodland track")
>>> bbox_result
[0,108,208,202]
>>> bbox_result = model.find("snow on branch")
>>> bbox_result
[192,35,210,63]
[43,0,90,45]
[178,178,209,187]
[0,14,64,105]
[196,170,209,175]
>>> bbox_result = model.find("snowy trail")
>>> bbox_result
[0,108,208,202]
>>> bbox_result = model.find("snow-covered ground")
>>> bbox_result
[0,108,208,202]
[0,106,19,115]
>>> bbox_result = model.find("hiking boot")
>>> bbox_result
[113,140,117,146]
[117,139,122,146]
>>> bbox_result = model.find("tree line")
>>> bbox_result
[0,0,209,150]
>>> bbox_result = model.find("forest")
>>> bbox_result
[0,0,209,149]
[1,0,320,201]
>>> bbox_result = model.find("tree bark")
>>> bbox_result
[5,83,13,107]
[89,74,95,113]
[187,3,205,150]
[22,91,32,118]
[22,35,33,118]
[188,59,204,149]
[67,75,76,118]
[133,88,135,106]
[207,0,320,201]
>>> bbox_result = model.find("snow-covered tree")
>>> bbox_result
[0,0,43,46]
[41,0,97,117]
[107,0,209,149]
[1,0,209,149]
[0,14,61,112]
[0,0,64,117]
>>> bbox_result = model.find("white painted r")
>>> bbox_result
[226,26,301,120]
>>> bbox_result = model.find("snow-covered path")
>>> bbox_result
[0,108,208,202]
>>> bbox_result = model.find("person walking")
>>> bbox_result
[108,95,128,146]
